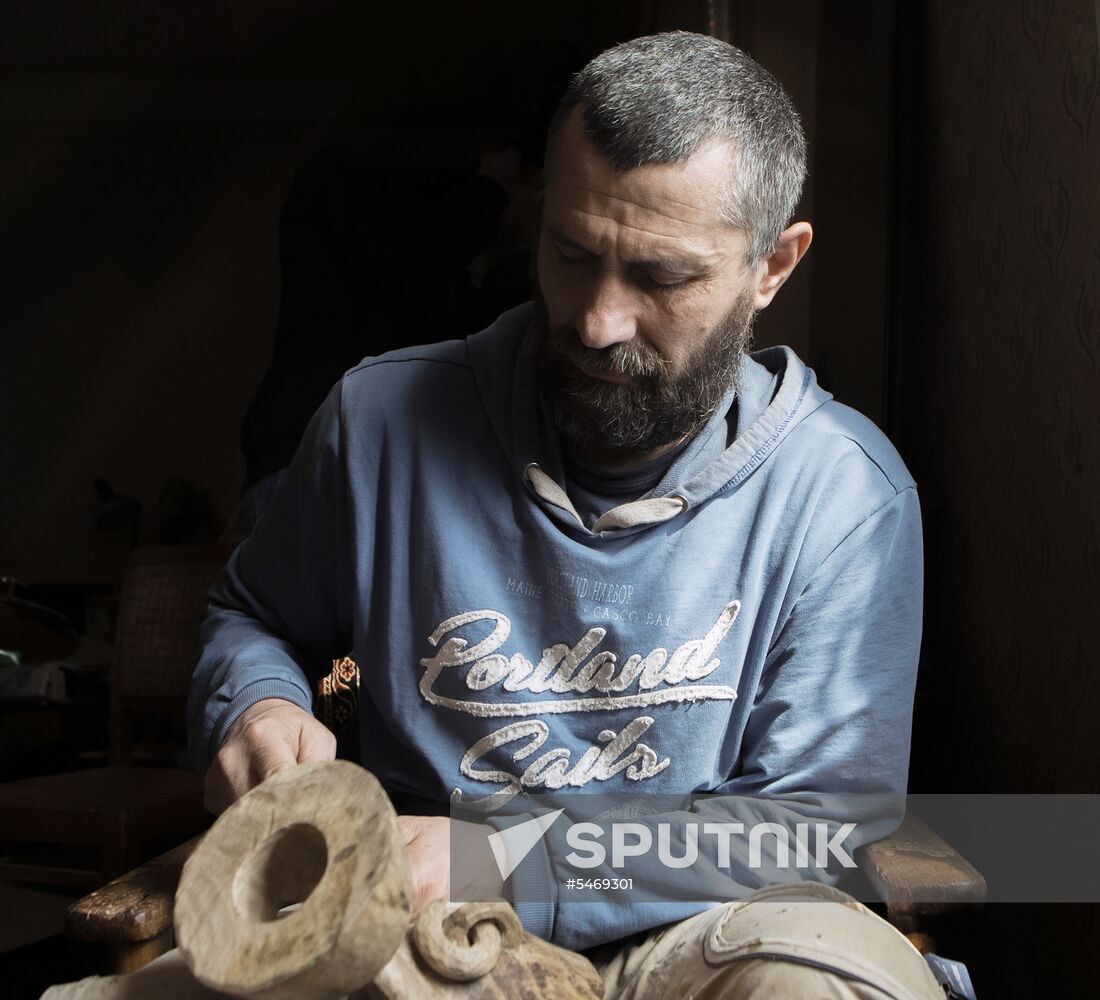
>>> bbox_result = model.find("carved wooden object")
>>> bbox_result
[174,761,411,999]
[46,761,602,999]
[366,899,603,999]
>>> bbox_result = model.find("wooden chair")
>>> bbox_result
[861,812,986,954]
[64,653,358,972]
[0,546,230,891]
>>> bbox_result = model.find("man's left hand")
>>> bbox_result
[397,815,510,918]
[397,816,452,917]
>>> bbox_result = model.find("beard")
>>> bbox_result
[530,286,756,452]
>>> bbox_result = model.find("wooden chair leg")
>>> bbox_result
[889,910,936,955]
[106,928,175,975]
[905,931,936,956]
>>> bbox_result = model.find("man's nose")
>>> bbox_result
[576,272,638,350]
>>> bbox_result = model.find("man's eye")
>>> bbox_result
[556,244,591,263]
[641,273,690,290]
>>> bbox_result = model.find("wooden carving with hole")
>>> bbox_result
[174,761,411,998]
[42,760,602,1000]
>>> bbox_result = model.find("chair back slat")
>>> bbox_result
[114,546,231,702]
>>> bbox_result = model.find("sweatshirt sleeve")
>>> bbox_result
[504,486,924,951]
[731,484,924,798]
[188,379,356,774]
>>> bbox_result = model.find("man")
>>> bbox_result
[190,32,941,998]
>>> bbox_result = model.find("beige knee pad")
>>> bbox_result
[602,883,945,1000]
[698,883,944,1000]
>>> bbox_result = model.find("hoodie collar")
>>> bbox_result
[466,302,832,538]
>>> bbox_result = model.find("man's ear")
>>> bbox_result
[753,222,813,310]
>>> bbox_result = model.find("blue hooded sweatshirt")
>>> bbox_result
[189,302,922,950]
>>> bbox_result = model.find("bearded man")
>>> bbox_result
[190,31,942,999]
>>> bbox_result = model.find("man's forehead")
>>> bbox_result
[544,108,740,252]
[543,220,725,275]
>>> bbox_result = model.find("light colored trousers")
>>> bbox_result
[589,882,944,1000]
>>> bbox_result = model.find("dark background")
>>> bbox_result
[1,1,1097,994]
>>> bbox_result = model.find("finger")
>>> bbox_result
[204,744,251,815]
[297,719,337,763]
[252,734,301,783]
[397,815,428,845]
[261,758,296,779]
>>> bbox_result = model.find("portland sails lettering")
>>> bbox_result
[419,600,741,717]
[420,600,742,807]
[454,716,671,810]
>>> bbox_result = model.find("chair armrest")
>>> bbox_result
[860,812,986,919]
[65,835,203,945]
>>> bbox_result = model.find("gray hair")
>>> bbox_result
[547,31,806,261]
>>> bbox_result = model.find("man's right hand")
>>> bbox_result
[203,698,336,815]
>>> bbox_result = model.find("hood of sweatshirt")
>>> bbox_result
[466,302,834,538]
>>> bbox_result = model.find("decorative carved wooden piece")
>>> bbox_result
[413,900,524,982]
[41,950,228,999]
[175,761,411,999]
[367,901,603,1000]
[45,761,602,999]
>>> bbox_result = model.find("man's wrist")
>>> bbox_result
[212,680,312,758]
[228,697,305,738]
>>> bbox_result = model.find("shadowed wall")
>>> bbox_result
[898,1,1099,992]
